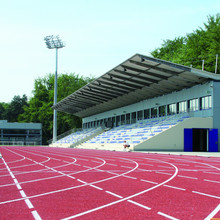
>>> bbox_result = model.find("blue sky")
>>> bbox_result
[0,0,219,102]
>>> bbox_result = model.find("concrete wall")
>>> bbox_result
[134,117,213,151]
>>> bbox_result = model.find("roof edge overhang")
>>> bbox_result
[53,54,220,118]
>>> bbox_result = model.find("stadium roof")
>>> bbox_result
[53,54,220,118]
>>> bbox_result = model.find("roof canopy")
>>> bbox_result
[53,54,220,118]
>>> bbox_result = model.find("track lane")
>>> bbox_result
[0,146,220,219]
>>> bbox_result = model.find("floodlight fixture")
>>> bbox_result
[44,35,65,49]
[44,35,65,143]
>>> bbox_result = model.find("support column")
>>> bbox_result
[212,81,220,151]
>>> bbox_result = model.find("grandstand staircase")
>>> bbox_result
[70,128,105,148]
[50,127,104,148]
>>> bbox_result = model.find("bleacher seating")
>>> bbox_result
[51,114,189,150]
[85,115,189,147]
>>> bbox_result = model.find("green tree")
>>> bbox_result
[0,103,8,120]
[151,14,220,73]
[151,37,187,64]
[0,95,28,122]
[19,73,94,144]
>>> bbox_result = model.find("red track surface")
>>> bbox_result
[0,146,220,220]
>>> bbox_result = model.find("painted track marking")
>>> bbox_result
[1,157,42,220]
[61,158,178,219]
[204,203,220,220]
[127,200,151,210]
[1,146,220,220]
[192,191,220,199]
[158,211,180,220]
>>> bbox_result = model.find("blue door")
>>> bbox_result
[184,129,193,152]
[209,129,218,152]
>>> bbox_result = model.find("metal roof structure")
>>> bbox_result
[53,54,220,118]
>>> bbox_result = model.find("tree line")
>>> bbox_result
[0,14,219,145]
[0,74,94,144]
[151,14,219,73]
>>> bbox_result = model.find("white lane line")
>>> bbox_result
[14,179,18,184]
[138,168,151,172]
[91,160,102,163]
[74,163,81,166]
[2,155,41,218]
[204,171,220,175]
[0,153,109,205]
[122,175,137,179]
[90,185,103,190]
[178,175,198,180]
[2,155,42,219]
[105,191,123,198]
[32,210,42,220]
[77,179,87,184]
[16,183,22,190]
[83,165,91,168]
[204,203,220,220]
[10,173,15,179]
[121,165,133,168]
[61,159,178,219]
[127,200,151,210]
[192,191,220,199]
[2,157,26,165]
[204,179,220,184]
[20,190,27,198]
[25,199,34,209]
[163,185,186,191]
[140,179,158,185]
[140,179,186,191]
[156,171,172,176]
[158,211,179,220]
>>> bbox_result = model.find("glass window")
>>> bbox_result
[159,106,166,116]
[167,103,176,115]
[121,114,125,125]
[126,113,130,124]
[201,96,212,109]
[144,109,150,119]
[151,107,158,118]
[137,110,143,120]
[131,112,136,123]
[116,116,120,126]
[179,101,187,113]
[189,99,199,111]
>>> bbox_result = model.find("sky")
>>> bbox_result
[0,0,219,103]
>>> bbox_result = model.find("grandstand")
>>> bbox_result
[0,120,42,146]
[51,54,220,152]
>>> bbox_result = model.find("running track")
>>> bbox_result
[0,146,220,220]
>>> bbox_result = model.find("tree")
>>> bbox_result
[0,95,27,122]
[151,37,187,64]
[19,73,94,144]
[151,14,220,73]
[0,103,7,120]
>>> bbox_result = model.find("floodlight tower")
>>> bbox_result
[44,35,65,143]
